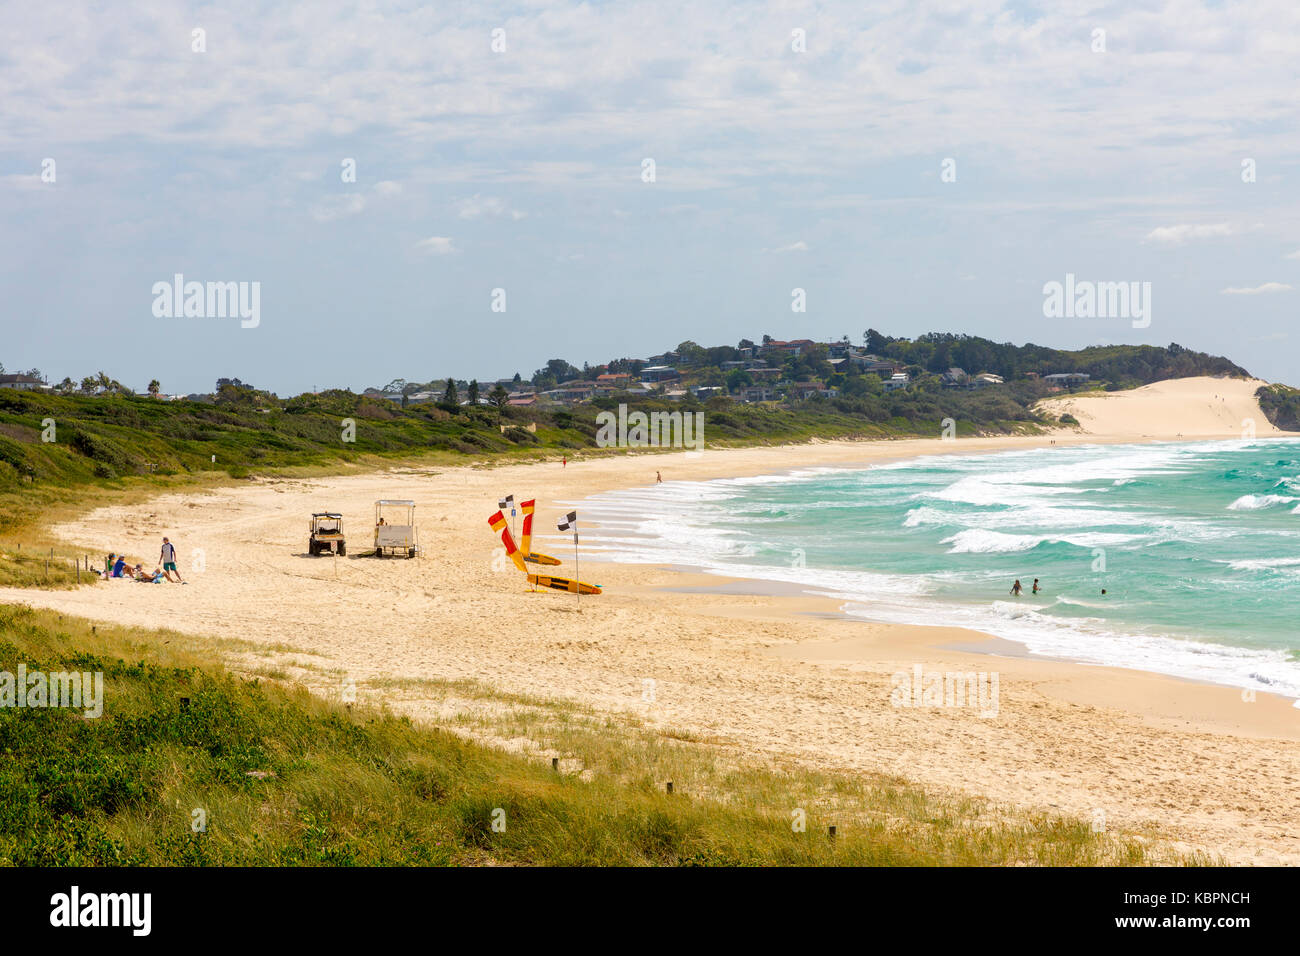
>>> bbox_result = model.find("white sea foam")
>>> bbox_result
[939,528,1140,554]
[575,438,1300,700]
[1227,493,1297,510]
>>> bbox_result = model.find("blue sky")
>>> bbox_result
[2,0,1298,395]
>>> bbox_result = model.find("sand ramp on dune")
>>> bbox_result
[1036,376,1285,439]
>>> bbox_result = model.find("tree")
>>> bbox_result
[726,369,753,393]
[79,376,97,395]
[148,379,161,397]
[489,383,510,408]
[442,378,458,405]
[56,377,75,395]
[467,379,480,405]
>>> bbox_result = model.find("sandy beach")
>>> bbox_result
[4,376,1298,865]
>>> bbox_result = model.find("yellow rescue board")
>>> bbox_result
[527,573,601,595]
[523,552,562,566]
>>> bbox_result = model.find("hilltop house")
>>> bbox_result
[760,339,816,359]
[786,382,838,400]
[882,372,910,392]
[0,374,44,391]
[639,365,680,384]
[1043,373,1090,386]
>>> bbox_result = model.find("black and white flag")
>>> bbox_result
[499,495,514,511]
[557,511,578,532]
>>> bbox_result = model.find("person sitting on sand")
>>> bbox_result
[102,553,116,579]
[1010,579,1023,597]
[112,555,129,578]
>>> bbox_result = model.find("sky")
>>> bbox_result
[1,0,1298,395]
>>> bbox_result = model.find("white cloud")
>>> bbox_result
[1285,249,1300,260]
[1220,282,1293,295]
[2,174,45,191]
[1145,223,1236,245]
[415,236,456,255]
[374,181,402,196]
[455,194,524,220]
[8,1,1300,193]
[772,241,809,253]
[311,193,366,223]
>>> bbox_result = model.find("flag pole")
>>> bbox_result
[573,523,580,611]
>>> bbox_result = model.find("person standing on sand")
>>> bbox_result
[656,471,662,483]
[1010,579,1022,597]
[159,536,182,583]
[562,456,567,468]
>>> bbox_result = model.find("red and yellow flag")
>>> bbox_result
[488,510,528,572]
[519,498,562,565]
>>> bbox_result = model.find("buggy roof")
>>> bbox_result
[375,499,415,506]
[312,512,343,518]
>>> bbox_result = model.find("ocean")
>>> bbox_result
[573,439,1300,699]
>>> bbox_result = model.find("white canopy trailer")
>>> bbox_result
[374,500,419,558]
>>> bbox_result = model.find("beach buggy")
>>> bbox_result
[373,500,419,558]
[308,512,346,556]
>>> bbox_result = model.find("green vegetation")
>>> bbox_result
[0,336,1257,588]
[1,338,1248,503]
[0,605,1204,866]
[1256,383,1300,431]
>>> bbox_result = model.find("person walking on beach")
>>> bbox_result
[656,471,662,483]
[1032,578,1040,594]
[1010,579,1023,597]
[159,536,182,583]
[562,456,567,468]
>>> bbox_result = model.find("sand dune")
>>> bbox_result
[3,382,1300,864]
[1037,376,1285,439]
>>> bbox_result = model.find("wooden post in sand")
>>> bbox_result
[828,825,837,843]
[552,758,559,772]
[666,781,673,794]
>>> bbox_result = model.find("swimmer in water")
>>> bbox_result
[1010,579,1023,597]
[1032,578,1040,594]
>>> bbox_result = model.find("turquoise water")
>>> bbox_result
[576,439,1300,698]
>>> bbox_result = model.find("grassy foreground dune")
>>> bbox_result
[0,604,1199,866]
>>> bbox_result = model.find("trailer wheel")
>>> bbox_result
[338,543,346,556]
